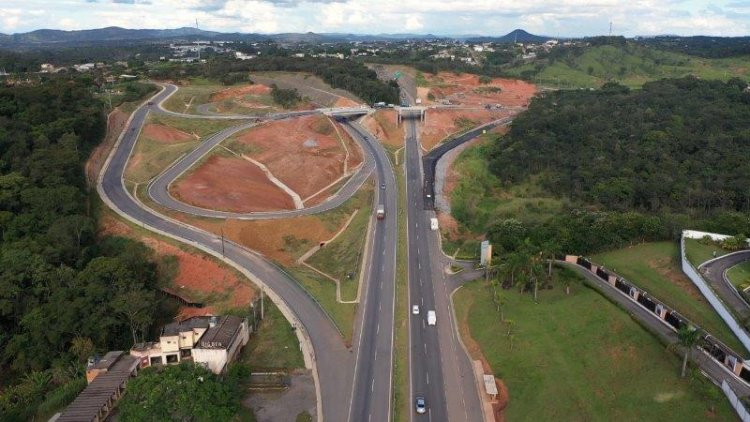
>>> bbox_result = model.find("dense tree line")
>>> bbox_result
[640,36,750,58]
[471,77,750,255]
[150,56,401,104]
[490,78,750,213]
[0,76,171,419]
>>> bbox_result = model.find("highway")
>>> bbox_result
[98,84,396,421]
[345,122,398,422]
[404,116,484,422]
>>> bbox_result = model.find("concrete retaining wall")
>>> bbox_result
[680,231,750,352]
[722,380,750,422]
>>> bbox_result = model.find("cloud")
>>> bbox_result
[1,0,749,36]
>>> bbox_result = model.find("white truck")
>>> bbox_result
[376,205,385,220]
[427,310,436,326]
[415,98,422,105]
[430,217,439,231]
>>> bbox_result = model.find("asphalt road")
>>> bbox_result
[344,122,398,422]
[700,251,750,320]
[98,85,394,421]
[564,262,750,396]
[404,117,449,422]
[147,85,374,220]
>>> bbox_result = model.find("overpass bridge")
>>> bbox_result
[395,106,426,124]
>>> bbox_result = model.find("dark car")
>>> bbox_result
[380,183,386,189]
[415,396,426,414]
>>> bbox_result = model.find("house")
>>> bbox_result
[130,315,250,374]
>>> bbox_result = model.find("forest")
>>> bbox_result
[478,77,750,255]
[0,76,171,420]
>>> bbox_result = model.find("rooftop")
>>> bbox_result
[198,316,245,349]
[58,352,139,422]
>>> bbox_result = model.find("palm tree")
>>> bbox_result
[677,326,703,377]
[540,240,561,280]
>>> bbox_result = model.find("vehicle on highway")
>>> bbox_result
[412,305,420,315]
[376,204,385,220]
[147,101,154,105]
[430,217,439,231]
[381,183,386,189]
[427,310,436,326]
[415,396,426,414]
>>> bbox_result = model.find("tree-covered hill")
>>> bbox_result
[504,41,750,88]
[0,77,171,420]
[490,77,750,214]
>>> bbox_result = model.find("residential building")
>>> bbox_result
[130,315,250,374]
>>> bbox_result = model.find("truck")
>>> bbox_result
[376,205,385,220]
[374,101,386,108]
[430,218,439,231]
[427,310,436,326]
[415,98,422,105]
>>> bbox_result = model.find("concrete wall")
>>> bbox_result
[680,231,750,352]
[192,348,228,374]
[722,380,750,422]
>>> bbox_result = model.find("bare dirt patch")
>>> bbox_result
[334,97,360,108]
[420,109,510,150]
[142,123,195,143]
[171,154,295,212]
[648,258,707,303]
[419,72,537,108]
[184,215,339,266]
[360,110,404,147]
[210,84,272,102]
[229,115,350,198]
[99,212,255,317]
[86,108,128,185]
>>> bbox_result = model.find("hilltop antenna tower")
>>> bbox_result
[609,21,613,36]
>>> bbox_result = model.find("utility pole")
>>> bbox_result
[260,288,265,320]
[220,226,225,257]
[609,21,613,36]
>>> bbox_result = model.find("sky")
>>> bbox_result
[0,0,749,37]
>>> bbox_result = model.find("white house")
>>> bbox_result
[130,315,250,374]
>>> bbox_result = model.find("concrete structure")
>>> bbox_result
[130,315,250,374]
[57,351,139,422]
[480,240,492,267]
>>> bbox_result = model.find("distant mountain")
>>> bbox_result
[465,29,552,43]
[0,26,268,46]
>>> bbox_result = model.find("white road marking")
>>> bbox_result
[377,323,380,334]
[418,262,421,270]
[374,349,378,361]
[371,378,375,392]
[424,343,427,355]
[426,372,430,385]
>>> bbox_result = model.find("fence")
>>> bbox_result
[722,380,750,422]
[680,231,750,352]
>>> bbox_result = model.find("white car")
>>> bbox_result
[412,305,420,315]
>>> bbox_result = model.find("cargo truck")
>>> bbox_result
[430,218,439,231]
[376,205,385,220]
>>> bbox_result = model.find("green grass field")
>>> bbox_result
[684,238,731,267]
[306,186,373,302]
[593,242,746,353]
[454,277,735,421]
[727,261,750,290]
[286,266,356,344]
[505,43,750,89]
[443,136,565,258]
[239,299,305,370]
[161,79,278,116]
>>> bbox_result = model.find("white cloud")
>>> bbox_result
[0,0,748,36]
[405,14,424,31]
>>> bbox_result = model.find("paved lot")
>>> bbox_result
[244,370,317,422]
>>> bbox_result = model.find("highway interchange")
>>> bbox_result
[97,80,750,421]
[99,82,489,421]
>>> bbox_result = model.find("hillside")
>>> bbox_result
[504,41,750,88]
[490,77,750,213]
